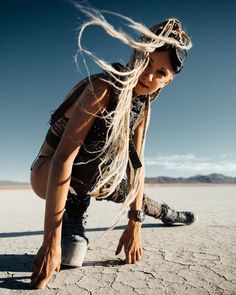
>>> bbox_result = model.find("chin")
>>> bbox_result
[134,88,148,96]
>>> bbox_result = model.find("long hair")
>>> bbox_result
[74,4,192,230]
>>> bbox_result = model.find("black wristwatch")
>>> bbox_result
[128,210,145,222]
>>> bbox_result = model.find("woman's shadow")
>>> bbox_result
[0,223,170,290]
[0,253,33,290]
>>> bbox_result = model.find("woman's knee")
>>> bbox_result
[30,157,51,199]
[30,171,46,199]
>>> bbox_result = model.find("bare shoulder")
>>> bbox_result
[65,77,112,117]
[78,77,112,114]
[89,77,112,92]
[85,77,112,103]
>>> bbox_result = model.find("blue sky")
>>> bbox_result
[1,0,236,181]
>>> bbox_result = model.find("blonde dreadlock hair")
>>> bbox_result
[74,4,192,230]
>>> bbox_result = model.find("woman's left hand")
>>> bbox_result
[115,219,143,264]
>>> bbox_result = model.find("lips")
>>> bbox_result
[138,81,149,89]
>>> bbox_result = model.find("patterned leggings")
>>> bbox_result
[67,178,162,219]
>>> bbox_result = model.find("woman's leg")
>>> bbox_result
[61,189,91,267]
[105,179,196,225]
[30,156,52,199]
[31,156,90,266]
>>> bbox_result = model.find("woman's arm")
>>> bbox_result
[44,79,111,242]
[116,117,146,264]
[30,79,111,289]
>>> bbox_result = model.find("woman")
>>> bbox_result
[30,6,193,289]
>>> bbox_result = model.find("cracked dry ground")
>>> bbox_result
[0,186,236,294]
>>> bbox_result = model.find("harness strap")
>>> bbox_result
[129,138,142,169]
[50,73,107,124]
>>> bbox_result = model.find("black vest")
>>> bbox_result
[48,72,147,194]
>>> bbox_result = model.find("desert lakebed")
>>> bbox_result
[0,185,235,294]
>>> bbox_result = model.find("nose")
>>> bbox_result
[142,70,154,83]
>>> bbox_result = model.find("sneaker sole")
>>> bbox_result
[61,236,88,267]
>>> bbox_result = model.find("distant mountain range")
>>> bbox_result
[0,181,29,186]
[1,174,236,186]
[145,173,236,184]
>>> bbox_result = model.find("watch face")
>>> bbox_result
[138,211,145,222]
[128,210,145,222]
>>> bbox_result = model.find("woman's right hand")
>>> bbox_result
[29,241,61,289]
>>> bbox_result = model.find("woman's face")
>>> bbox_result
[134,50,174,97]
